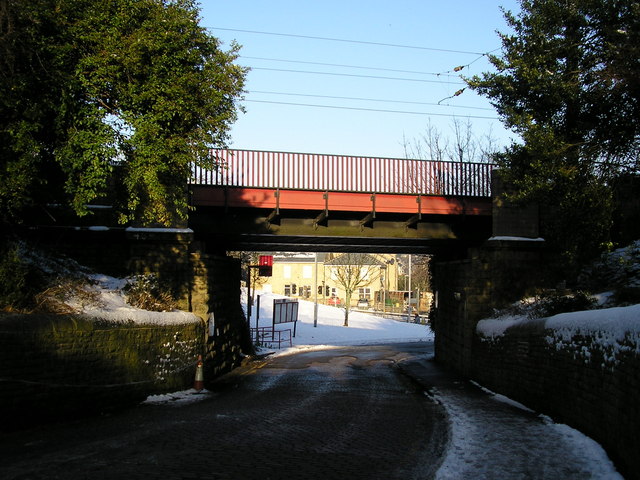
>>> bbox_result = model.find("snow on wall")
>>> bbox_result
[477,304,640,367]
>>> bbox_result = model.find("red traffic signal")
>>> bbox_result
[259,255,273,266]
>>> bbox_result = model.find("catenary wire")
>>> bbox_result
[248,90,495,111]
[250,67,467,85]
[244,99,499,119]
[209,27,489,56]
[241,56,461,78]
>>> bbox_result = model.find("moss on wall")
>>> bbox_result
[0,313,205,430]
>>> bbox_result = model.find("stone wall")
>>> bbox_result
[4,227,254,426]
[0,313,205,430]
[432,240,546,375]
[473,322,640,480]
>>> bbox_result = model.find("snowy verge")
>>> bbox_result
[143,389,213,406]
[477,303,640,343]
[68,274,201,325]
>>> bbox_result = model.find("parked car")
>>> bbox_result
[357,298,370,309]
[327,296,341,306]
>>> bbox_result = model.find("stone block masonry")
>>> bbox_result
[14,226,255,400]
[0,313,205,430]
[432,240,546,376]
[473,322,640,480]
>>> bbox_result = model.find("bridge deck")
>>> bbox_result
[190,149,495,215]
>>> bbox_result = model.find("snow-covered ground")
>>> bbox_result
[244,290,433,355]
[68,274,201,324]
[431,380,623,480]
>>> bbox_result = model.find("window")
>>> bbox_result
[283,266,292,279]
[358,287,371,299]
[302,265,312,279]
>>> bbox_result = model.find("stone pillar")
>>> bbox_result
[126,230,253,380]
[432,170,547,375]
[126,227,195,314]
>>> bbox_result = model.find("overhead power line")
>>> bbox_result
[248,90,495,111]
[250,67,467,85]
[210,27,488,56]
[241,56,460,78]
[244,99,499,120]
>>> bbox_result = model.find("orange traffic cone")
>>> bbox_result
[194,355,204,392]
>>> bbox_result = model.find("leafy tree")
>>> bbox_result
[326,253,382,327]
[466,0,640,273]
[0,0,246,226]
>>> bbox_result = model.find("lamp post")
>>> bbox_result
[408,254,412,318]
[380,265,386,313]
[382,257,394,313]
[313,252,318,328]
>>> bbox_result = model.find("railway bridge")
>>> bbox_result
[189,149,501,255]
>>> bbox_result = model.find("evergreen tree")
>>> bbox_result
[467,0,640,272]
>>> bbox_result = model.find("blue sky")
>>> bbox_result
[199,1,522,159]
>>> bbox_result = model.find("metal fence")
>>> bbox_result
[191,149,495,197]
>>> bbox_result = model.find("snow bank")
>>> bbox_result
[478,304,640,345]
[477,303,640,368]
[475,315,529,339]
[246,290,433,354]
[70,274,201,325]
[545,304,640,337]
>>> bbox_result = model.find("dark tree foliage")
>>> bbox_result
[0,0,246,226]
[467,0,640,272]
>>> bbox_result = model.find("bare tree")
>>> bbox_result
[326,253,382,327]
[402,119,496,163]
[401,119,498,194]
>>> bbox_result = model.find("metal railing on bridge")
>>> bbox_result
[191,149,495,197]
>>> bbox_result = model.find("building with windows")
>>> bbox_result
[260,252,399,308]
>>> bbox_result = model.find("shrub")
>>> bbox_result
[527,290,596,319]
[123,274,176,312]
[578,240,640,304]
[0,238,97,313]
[0,241,32,310]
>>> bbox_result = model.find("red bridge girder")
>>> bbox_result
[190,186,492,216]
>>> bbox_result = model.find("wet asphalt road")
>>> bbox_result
[0,342,447,480]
